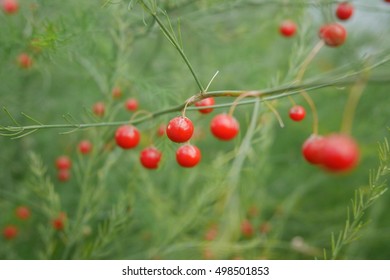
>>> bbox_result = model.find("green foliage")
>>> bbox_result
[1,0,390,260]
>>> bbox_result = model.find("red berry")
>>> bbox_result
[289,105,306,121]
[176,144,201,168]
[157,124,166,137]
[78,140,92,154]
[279,20,297,37]
[112,86,122,99]
[58,169,70,182]
[336,2,354,21]
[92,102,105,117]
[302,135,325,165]
[385,0,390,3]
[166,116,194,143]
[319,23,347,47]
[3,225,18,240]
[195,97,215,114]
[16,206,31,220]
[52,212,66,231]
[241,219,254,238]
[115,125,140,149]
[55,155,72,170]
[321,134,359,172]
[140,147,162,169]
[2,0,19,14]
[210,113,239,141]
[125,98,138,111]
[17,53,33,69]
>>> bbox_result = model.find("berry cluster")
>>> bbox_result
[2,206,30,240]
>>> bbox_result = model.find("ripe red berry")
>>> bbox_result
[279,20,297,37]
[58,169,70,182]
[241,219,254,238]
[140,147,162,169]
[92,102,105,117]
[336,2,354,21]
[289,105,306,121]
[17,53,33,69]
[321,134,359,172]
[210,113,239,141]
[176,144,201,168]
[52,212,66,231]
[55,155,72,170]
[78,140,92,154]
[3,225,18,240]
[125,98,138,111]
[302,135,325,165]
[112,86,122,99]
[2,0,19,14]
[166,116,194,143]
[319,23,347,47]
[195,97,215,114]
[16,206,31,220]
[115,125,140,149]
[157,124,166,137]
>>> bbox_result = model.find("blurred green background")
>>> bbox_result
[0,0,390,259]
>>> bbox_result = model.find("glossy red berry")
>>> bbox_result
[176,144,201,168]
[115,125,140,149]
[52,212,66,231]
[195,97,215,114]
[16,206,31,220]
[302,135,325,165]
[125,98,138,111]
[112,86,122,99]
[289,105,306,121]
[319,23,347,47]
[166,116,194,143]
[55,156,72,170]
[92,102,105,117]
[241,219,254,238]
[58,169,70,182]
[321,134,359,172]
[279,20,297,37]
[17,53,33,69]
[2,0,19,14]
[78,140,92,154]
[336,2,354,21]
[3,225,18,240]
[210,113,239,141]
[140,147,162,169]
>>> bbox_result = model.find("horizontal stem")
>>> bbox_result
[1,75,389,137]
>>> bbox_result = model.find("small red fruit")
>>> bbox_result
[176,144,201,168]
[321,134,359,172]
[302,135,325,165]
[319,23,347,47]
[157,124,166,137]
[166,116,194,143]
[210,113,239,141]
[279,20,297,37]
[92,102,105,117]
[336,2,354,21]
[115,125,140,149]
[140,147,162,169]
[52,212,66,231]
[385,0,390,3]
[241,219,254,238]
[16,206,31,220]
[55,156,72,170]
[195,97,215,114]
[289,105,306,121]
[3,225,18,240]
[78,140,92,154]
[112,86,122,99]
[58,169,70,182]
[2,0,19,14]
[125,98,138,111]
[17,53,33,69]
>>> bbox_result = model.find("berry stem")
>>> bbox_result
[265,101,285,128]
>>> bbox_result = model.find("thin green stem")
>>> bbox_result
[139,0,205,93]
